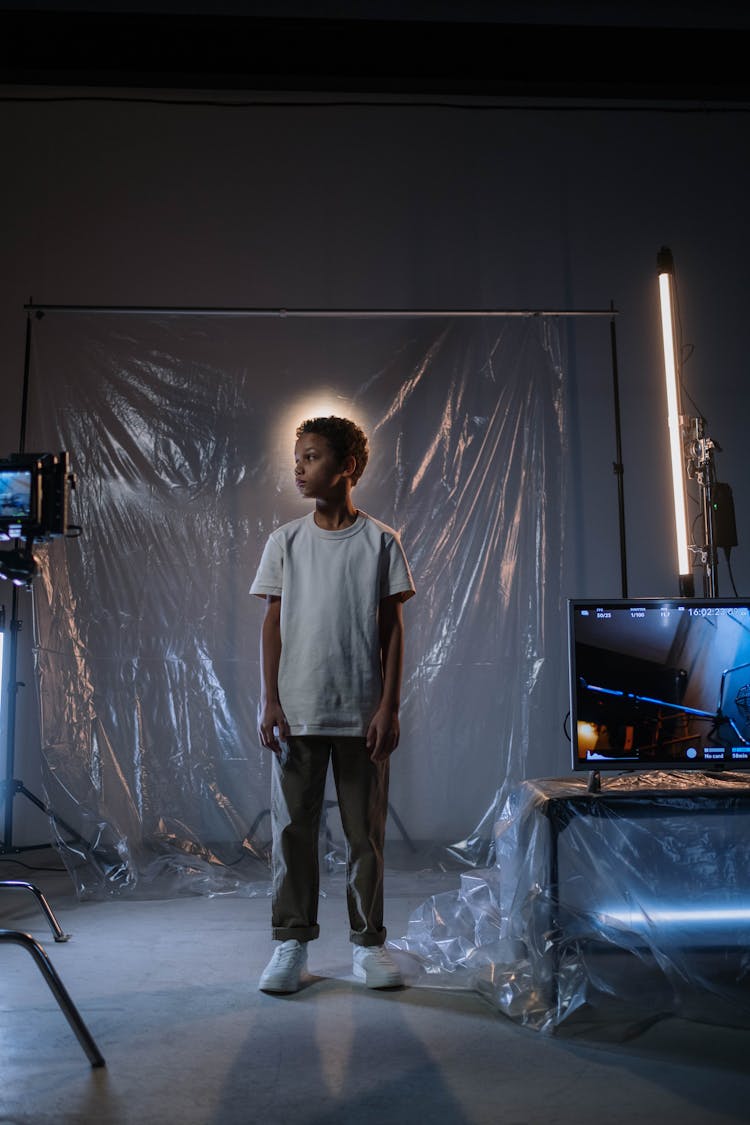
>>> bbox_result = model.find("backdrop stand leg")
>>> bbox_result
[0,776,93,856]
[387,802,416,853]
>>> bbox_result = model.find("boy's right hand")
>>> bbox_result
[258,701,291,755]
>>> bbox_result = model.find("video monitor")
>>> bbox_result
[0,468,34,521]
[569,598,750,772]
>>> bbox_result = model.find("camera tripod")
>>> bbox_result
[0,588,101,1071]
[0,310,104,1068]
[1,582,85,856]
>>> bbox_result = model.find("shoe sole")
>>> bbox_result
[258,968,306,993]
[259,981,301,994]
[352,964,403,989]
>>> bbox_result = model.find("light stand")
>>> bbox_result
[609,302,629,597]
[657,247,738,598]
[684,416,720,597]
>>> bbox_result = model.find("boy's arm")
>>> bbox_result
[366,594,405,763]
[258,595,290,755]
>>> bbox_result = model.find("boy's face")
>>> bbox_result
[294,431,353,500]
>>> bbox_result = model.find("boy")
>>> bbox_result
[250,415,415,993]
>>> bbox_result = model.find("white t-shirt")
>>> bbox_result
[250,511,415,736]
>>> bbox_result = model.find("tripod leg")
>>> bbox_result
[0,880,71,941]
[17,781,96,854]
[0,929,105,1067]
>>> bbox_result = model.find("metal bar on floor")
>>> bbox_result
[0,929,105,1067]
[0,880,71,942]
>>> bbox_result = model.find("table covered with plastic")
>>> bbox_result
[392,771,750,1034]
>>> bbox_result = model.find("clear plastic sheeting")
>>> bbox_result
[25,313,567,899]
[391,771,750,1033]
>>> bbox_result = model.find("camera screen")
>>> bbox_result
[0,468,33,519]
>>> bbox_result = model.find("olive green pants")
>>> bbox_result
[270,735,389,946]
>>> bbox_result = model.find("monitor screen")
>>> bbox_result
[0,468,33,520]
[569,598,750,772]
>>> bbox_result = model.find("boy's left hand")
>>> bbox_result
[366,706,400,762]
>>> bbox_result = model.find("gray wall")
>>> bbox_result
[1,92,749,843]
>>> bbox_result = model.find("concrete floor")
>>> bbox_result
[2,853,750,1125]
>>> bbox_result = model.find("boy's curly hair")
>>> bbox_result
[296,416,369,486]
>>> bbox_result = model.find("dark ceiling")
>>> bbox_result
[1,7,749,101]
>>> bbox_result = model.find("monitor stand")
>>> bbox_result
[587,769,601,793]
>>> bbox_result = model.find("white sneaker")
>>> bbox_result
[352,944,403,988]
[259,940,308,993]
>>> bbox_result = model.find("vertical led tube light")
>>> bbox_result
[657,247,693,595]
